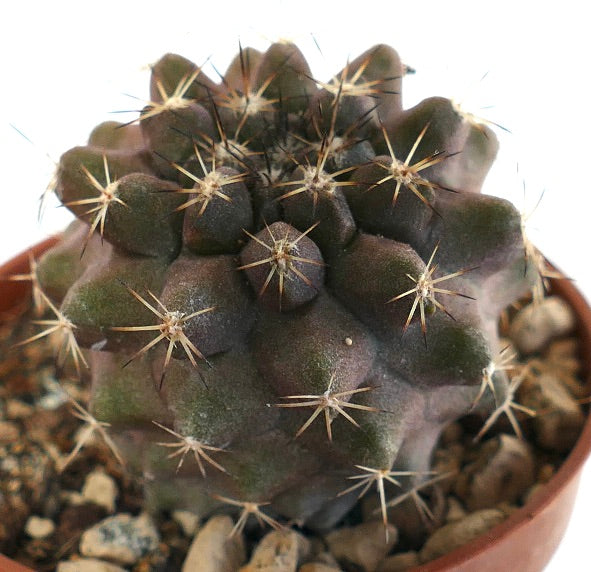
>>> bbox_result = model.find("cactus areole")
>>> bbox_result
[33,42,543,531]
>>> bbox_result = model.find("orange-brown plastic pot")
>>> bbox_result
[0,240,590,572]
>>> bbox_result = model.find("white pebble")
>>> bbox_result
[240,529,311,571]
[60,490,86,505]
[82,469,118,513]
[420,509,505,562]
[25,515,55,539]
[172,510,200,536]
[57,558,127,572]
[182,515,246,572]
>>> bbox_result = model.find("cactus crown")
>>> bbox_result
[29,41,540,532]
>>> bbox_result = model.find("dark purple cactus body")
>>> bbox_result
[36,42,536,530]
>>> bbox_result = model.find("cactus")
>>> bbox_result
[26,42,540,533]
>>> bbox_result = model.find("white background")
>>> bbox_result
[0,2,588,569]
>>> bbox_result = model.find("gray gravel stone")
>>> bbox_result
[377,551,419,572]
[445,496,468,523]
[325,520,398,572]
[182,514,246,572]
[509,296,575,354]
[57,558,128,572]
[79,512,160,565]
[173,509,200,536]
[81,469,118,513]
[519,372,585,452]
[240,529,311,571]
[455,434,535,510]
[419,509,505,562]
[0,421,19,443]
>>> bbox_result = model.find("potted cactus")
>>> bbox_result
[1,41,590,571]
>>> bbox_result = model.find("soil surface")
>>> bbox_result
[0,294,587,572]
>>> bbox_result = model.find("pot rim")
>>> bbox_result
[1,240,590,571]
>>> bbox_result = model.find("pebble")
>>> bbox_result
[509,296,575,354]
[61,490,86,506]
[445,496,468,523]
[496,502,519,518]
[0,420,19,443]
[24,515,55,539]
[303,547,341,570]
[523,483,546,504]
[182,514,246,572]
[325,520,398,572]
[5,399,34,418]
[299,563,343,572]
[79,512,160,565]
[455,435,535,511]
[543,339,585,397]
[419,509,506,562]
[377,551,420,572]
[57,558,128,572]
[519,373,585,452]
[82,469,118,513]
[172,509,200,537]
[538,463,556,484]
[240,529,311,571]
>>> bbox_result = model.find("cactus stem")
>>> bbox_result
[472,345,517,408]
[111,283,214,376]
[238,221,324,311]
[192,128,256,175]
[473,372,536,442]
[138,65,205,123]
[269,373,379,442]
[152,421,228,477]
[275,139,358,213]
[523,236,565,305]
[338,464,435,542]
[382,471,455,526]
[370,122,454,211]
[211,494,283,537]
[316,53,394,99]
[7,252,46,316]
[167,142,246,216]
[518,188,567,303]
[387,243,477,343]
[451,88,510,134]
[204,95,261,167]
[197,129,256,169]
[60,394,125,470]
[64,155,128,255]
[215,57,278,140]
[12,288,88,375]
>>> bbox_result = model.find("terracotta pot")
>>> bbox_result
[0,553,35,572]
[0,240,589,572]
